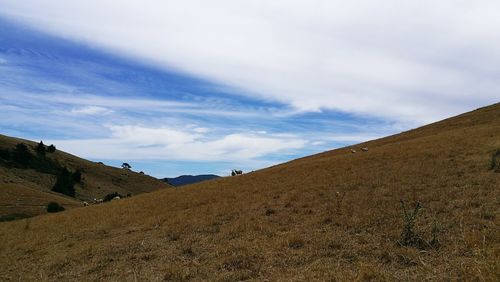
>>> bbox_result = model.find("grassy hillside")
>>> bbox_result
[0,104,499,281]
[0,134,171,219]
[0,183,81,221]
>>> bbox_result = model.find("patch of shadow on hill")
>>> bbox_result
[163,174,220,186]
[0,213,31,222]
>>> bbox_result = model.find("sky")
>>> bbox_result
[0,1,498,177]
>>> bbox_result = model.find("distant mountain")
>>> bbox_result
[163,174,220,186]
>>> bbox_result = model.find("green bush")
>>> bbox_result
[47,202,65,213]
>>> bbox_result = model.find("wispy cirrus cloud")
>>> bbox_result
[71,106,113,115]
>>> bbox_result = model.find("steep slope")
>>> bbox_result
[163,174,220,186]
[0,134,171,218]
[0,104,499,281]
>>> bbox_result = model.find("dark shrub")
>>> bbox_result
[47,202,65,213]
[399,200,424,248]
[103,192,123,202]
[52,167,76,197]
[12,143,31,165]
[121,162,131,170]
[47,144,56,153]
[398,200,439,250]
[35,141,46,156]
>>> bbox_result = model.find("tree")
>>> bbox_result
[121,162,131,170]
[52,167,76,197]
[47,144,56,153]
[35,141,46,156]
[12,143,31,165]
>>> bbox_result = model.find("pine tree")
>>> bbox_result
[35,141,46,156]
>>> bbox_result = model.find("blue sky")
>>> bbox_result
[0,2,498,177]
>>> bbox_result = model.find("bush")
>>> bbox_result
[47,202,65,213]
[47,144,56,153]
[52,167,76,197]
[103,192,123,202]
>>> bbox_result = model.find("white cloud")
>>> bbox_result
[71,106,112,115]
[108,125,199,145]
[48,125,306,162]
[1,1,499,124]
[192,127,210,133]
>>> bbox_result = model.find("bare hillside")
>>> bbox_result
[0,104,499,281]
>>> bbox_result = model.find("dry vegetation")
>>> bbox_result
[0,104,499,281]
[0,134,171,218]
[0,183,81,221]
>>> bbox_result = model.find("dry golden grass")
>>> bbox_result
[0,183,81,221]
[0,104,499,281]
[0,134,171,218]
